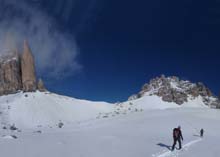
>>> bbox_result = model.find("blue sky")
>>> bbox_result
[1,0,220,102]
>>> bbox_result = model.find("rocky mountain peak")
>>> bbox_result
[21,40,37,92]
[23,40,33,57]
[0,40,46,95]
[129,75,219,107]
[0,50,22,95]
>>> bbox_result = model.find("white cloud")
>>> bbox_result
[0,0,81,79]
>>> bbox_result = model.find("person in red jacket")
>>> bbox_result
[172,126,184,151]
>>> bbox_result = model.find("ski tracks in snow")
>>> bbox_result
[152,138,202,157]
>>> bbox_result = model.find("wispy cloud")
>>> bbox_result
[0,0,81,79]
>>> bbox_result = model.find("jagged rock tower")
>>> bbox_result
[0,39,46,96]
[0,51,22,95]
[21,40,37,92]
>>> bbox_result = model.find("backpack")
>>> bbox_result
[173,128,179,138]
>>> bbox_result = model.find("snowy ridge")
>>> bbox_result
[0,91,113,128]
[96,95,208,121]
[0,89,209,129]
[0,75,217,130]
[0,78,219,157]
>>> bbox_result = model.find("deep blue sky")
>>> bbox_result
[23,0,220,102]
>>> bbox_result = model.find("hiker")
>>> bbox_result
[200,129,204,137]
[172,126,184,151]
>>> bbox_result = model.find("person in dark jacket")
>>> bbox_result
[200,129,204,137]
[172,126,184,151]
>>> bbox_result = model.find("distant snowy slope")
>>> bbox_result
[0,91,113,128]
[124,95,208,111]
[97,94,209,121]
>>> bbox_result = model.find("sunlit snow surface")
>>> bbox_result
[0,92,219,157]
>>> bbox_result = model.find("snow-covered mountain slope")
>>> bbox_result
[0,77,219,157]
[0,91,113,128]
[0,107,219,157]
[94,76,216,124]
[0,88,211,129]
[0,75,218,130]
[125,95,208,110]
[96,94,208,121]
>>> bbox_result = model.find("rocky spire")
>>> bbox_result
[37,78,46,92]
[21,40,37,92]
[0,50,22,95]
[0,39,47,95]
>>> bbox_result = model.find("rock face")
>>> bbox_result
[129,75,220,107]
[37,78,46,92]
[0,40,46,95]
[21,40,37,92]
[0,52,22,95]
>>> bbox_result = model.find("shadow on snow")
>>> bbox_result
[157,143,172,151]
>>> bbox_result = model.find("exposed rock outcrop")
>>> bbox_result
[0,40,46,96]
[37,78,46,92]
[0,51,22,95]
[21,40,37,92]
[129,75,220,108]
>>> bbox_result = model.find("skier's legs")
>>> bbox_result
[178,138,182,149]
[200,130,204,137]
[172,139,177,150]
